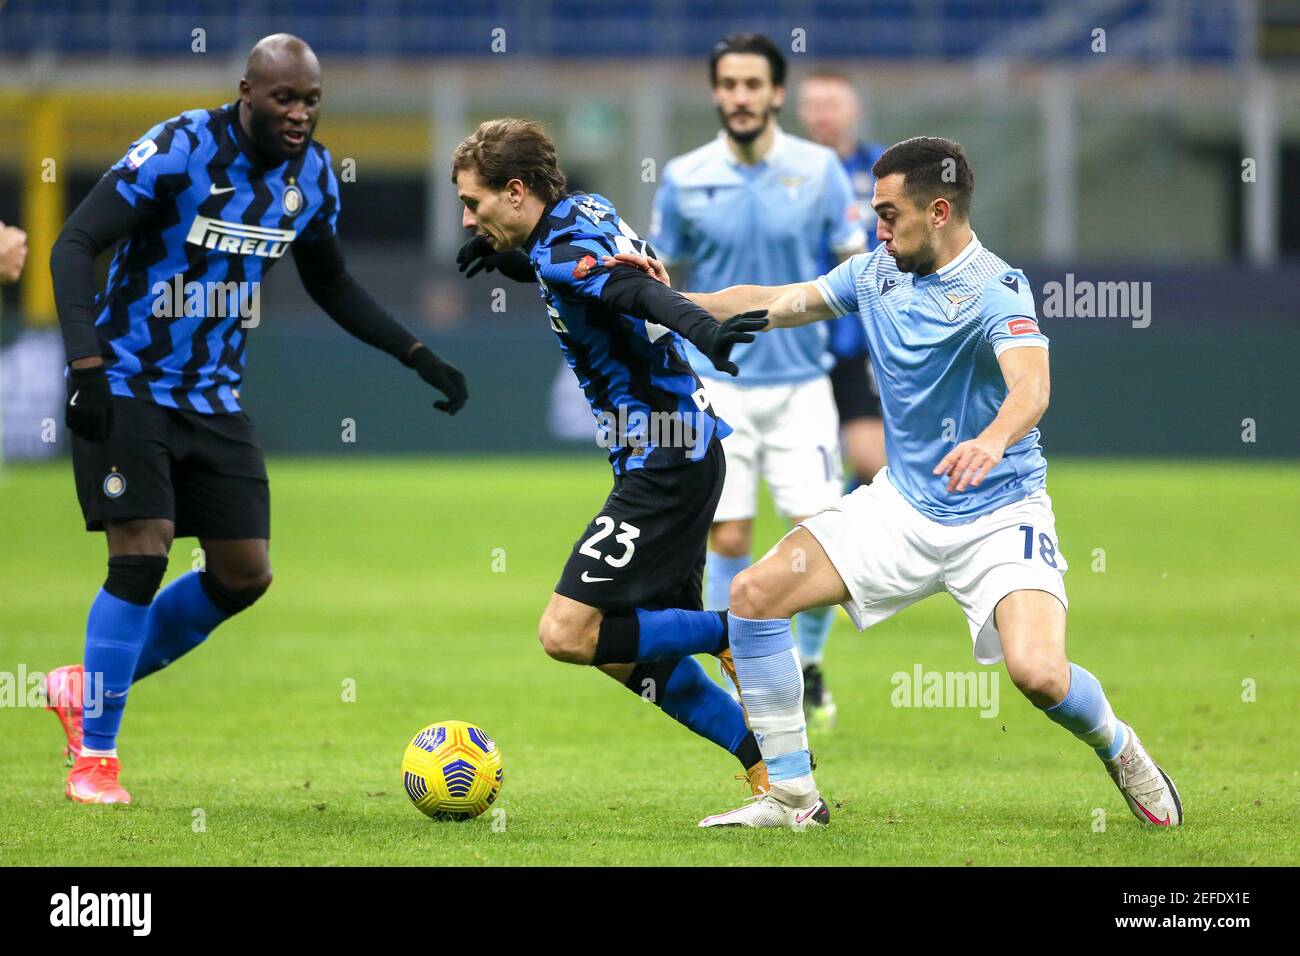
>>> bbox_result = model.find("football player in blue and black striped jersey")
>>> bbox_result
[452,119,774,795]
[45,34,468,804]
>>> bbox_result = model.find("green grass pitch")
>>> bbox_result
[1,457,1296,866]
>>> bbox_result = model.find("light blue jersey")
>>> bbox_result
[651,129,864,385]
[815,235,1050,524]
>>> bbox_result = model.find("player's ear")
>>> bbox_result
[238,78,252,102]
[771,85,786,111]
[931,196,952,229]
[506,178,527,208]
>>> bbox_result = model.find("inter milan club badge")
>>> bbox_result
[103,468,126,499]
[282,183,303,215]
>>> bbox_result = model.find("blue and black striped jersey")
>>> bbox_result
[525,193,729,474]
[94,102,339,414]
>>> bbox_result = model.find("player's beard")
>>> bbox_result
[248,106,315,164]
[891,236,938,276]
[719,106,773,146]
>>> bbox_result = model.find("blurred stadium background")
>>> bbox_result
[2,2,1299,870]
[1,0,1297,462]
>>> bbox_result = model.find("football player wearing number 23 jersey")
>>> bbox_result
[452,119,775,798]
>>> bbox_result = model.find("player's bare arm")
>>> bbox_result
[933,346,1050,493]
[605,251,830,328]
[693,281,832,329]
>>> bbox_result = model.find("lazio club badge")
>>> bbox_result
[103,468,126,499]
[282,184,303,215]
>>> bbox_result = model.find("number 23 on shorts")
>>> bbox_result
[580,517,641,568]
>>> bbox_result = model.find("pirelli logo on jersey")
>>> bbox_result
[185,216,296,258]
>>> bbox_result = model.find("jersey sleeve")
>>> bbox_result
[980,269,1049,355]
[822,155,866,255]
[533,236,616,302]
[814,254,866,317]
[107,118,196,215]
[299,146,341,243]
[647,170,686,266]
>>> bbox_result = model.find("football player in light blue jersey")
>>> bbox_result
[650,35,865,723]
[613,136,1182,832]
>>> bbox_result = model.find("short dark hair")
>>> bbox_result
[709,33,787,88]
[871,136,974,219]
[451,118,567,204]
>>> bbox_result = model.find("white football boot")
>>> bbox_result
[699,790,830,830]
[1103,722,1183,826]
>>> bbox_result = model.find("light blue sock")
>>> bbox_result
[1042,662,1125,759]
[727,612,814,796]
[794,605,834,666]
[704,551,750,611]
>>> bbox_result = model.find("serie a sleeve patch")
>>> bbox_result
[125,139,158,170]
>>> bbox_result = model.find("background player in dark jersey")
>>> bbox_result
[44,34,468,804]
[451,119,775,795]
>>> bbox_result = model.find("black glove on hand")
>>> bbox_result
[455,234,535,283]
[65,363,114,442]
[683,310,769,377]
[408,346,468,415]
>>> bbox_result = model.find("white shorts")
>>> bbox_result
[800,467,1069,664]
[704,375,842,522]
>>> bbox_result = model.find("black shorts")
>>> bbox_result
[71,394,270,540]
[830,353,883,422]
[555,439,725,612]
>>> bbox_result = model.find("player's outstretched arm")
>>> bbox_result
[51,176,149,442]
[603,252,830,328]
[933,346,1050,493]
[293,236,468,415]
[599,265,766,376]
[691,281,830,329]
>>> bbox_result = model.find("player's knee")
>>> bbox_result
[536,613,592,665]
[199,566,271,617]
[1006,654,1068,707]
[711,521,751,558]
[210,564,272,598]
[103,554,169,606]
[105,519,174,557]
[245,568,272,599]
[729,567,773,620]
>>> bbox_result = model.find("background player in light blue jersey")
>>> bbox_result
[650,35,865,727]
[615,136,1182,832]
[796,68,890,724]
